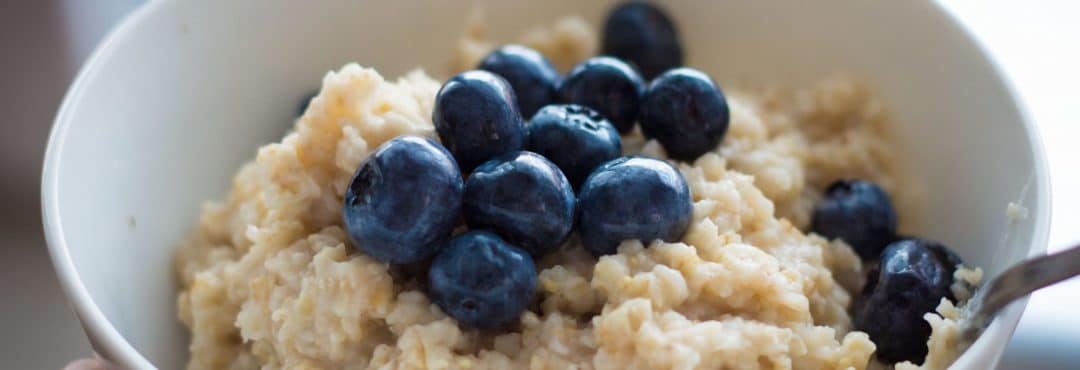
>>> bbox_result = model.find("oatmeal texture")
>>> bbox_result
[177,16,965,370]
[453,11,597,73]
[888,266,982,370]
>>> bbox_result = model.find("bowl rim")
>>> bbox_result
[40,0,1052,369]
[928,1,1053,367]
[41,0,163,368]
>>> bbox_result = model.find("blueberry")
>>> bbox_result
[478,45,561,119]
[602,1,683,79]
[524,104,622,189]
[428,231,538,329]
[854,239,955,364]
[927,241,964,273]
[892,237,965,289]
[464,151,575,257]
[433,70,526,171]
[557,57,645,133]
[811,179,898,260]
[639,68,730,161]
[577,157,692,256]
[342,136,464,264]
[296,89,318,117]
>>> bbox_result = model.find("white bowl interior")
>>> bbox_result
[45,0,1049,368]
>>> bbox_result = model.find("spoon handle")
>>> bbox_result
[964,243,1080,335]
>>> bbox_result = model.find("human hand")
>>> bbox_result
[64,358,112,370]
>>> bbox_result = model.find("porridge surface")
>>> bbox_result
[176,16,969,370]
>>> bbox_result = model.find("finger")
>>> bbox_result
[63,358,110,370]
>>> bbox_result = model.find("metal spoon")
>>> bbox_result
[959,243,1080,342]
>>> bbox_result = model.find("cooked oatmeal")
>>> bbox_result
[175,15,972,370]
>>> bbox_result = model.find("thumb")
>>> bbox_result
[63,358,112,370]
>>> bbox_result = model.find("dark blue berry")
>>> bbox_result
[342,136,464,264]
[524,104,622,189]
[811,179,898,260]
[478,45,561,119]
[854,239,955,364]
[577,157,692,256]
[557,57,645,133]
[464,151,575,257]
[296,89,318,117]
[639,68,730,161]
[602,1,683,79]
[433,70,526,171]
[891,237,964,295]
[428,231,538,329]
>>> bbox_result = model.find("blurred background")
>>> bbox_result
[1,0,1077,369]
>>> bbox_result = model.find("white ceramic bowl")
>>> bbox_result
[43,0,1050,369]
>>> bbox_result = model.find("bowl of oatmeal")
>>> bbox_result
[42,0,1050,369]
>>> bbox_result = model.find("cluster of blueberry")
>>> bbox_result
[338,1,966,364]
[342,2,719,330]
[811,179,966,364]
